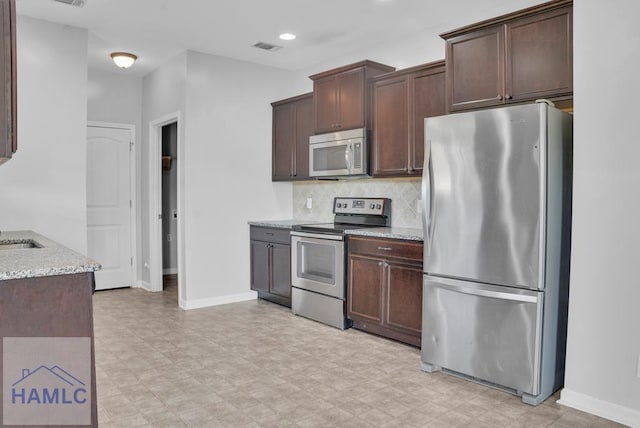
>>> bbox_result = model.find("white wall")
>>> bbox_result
[0,16,88,253]
[181,51,294,306]
[558,1,640,426]
[87,68,143,128]
[87,67,143,278]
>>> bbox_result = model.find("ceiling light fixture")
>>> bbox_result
[110,52,137,69]
[279,33,296,41]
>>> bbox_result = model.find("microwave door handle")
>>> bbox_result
[344,143,352,173]
[350,143,355,172]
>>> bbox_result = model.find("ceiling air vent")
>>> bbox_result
[51,0,87,7]
[252,42,282,52]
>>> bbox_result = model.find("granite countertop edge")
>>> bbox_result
[0,230,102,281]
[346,227,424,241]
[248,219,326,229]
[248,220,424,241]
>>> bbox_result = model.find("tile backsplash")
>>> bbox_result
[293,177,422,228]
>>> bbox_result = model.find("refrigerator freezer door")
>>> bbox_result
[421,275,542,395]
[423,104,545,290]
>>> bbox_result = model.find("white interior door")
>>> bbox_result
[87,125,134,290]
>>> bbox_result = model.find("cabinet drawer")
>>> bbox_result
[250,226,291,245]
[348,236,423,263]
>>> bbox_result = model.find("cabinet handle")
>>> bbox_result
[505,94,512,100]
[496,94,503,100]
[378,261,383,266]
[377,246,392,251]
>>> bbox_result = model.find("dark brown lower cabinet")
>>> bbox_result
[250,226,292,307]
[347,236,423,347]
[0,272,98,426]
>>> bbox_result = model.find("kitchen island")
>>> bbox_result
[0,230,100,427]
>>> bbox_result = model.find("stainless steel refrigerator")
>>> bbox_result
[420,101,572,405]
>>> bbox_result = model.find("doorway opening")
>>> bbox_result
[161,122,178,296]
[148,111,184,307]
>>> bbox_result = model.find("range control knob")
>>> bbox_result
[337,203,342,208]
[376,204,382,209]
[370,204,375,209]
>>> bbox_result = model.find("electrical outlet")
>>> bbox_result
[306,198,313,209]
[417,199,422,213]
[167,234,172,242]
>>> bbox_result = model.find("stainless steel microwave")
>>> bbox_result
[309,128,367,178]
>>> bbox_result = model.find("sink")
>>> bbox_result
[0,240,43,250]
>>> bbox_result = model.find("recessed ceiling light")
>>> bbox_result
[279,33,296,41]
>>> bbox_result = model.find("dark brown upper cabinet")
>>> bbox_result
[310,60,395,134]
[271,93,313,181]
[371,61,446,177]
[443,0,572,112]
[0,0,16,165]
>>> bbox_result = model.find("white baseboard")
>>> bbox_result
[163,268,178,275]
[179,291,257,310]
[558,388,640,427]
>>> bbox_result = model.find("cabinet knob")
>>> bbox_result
[496,94,503,100]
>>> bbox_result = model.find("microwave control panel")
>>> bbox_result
[333,197,389,216]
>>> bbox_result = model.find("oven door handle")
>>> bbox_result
[290,231,344,241]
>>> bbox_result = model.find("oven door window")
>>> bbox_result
[297,241,336,285]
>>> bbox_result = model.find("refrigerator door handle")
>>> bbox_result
[427,278,539,303]
[422,138,433,255]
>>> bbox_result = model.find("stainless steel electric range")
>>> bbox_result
[290,197,391,329]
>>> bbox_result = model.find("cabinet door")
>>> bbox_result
[293,96,313,179]
[347,255,383,323]
[270,243,291,298]
[272,103,294,180]
[385,261,423,337]
[372,76,409,176]
[447,25,505,112]
[0,0,16,164]
[506,6,572,102]
[313,76,337,133]
[250,240,270,293]
[336,67,365,131]
[411,69,445,173]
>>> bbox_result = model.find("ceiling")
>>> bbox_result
[16,0,543,77]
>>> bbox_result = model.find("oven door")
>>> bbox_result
[291,232,344,299]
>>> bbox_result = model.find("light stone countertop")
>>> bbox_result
[346,227,424,241]
[248,219,326,229]
[0,230,101,281]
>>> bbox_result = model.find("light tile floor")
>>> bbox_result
[93,280,622,427]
